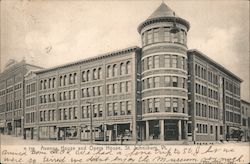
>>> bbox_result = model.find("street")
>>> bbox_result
[1,134,249,146]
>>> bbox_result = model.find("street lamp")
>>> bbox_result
[86,101,93,144]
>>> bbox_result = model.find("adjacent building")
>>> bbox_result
[241,100,250,141]
[187,50,242,142]
[0,59,42,136]
[0,2,249,143]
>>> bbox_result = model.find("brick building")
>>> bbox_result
[0,2,249,143]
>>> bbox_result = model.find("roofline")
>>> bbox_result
[188,49,243,82]
[35,46,140,74]
[137,16,190,33]
[241,99,250,105]
[0,61,43,75]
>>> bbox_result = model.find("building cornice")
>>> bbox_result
[35,46,140,74]
[137,17,190,34]
[188,49,243,82]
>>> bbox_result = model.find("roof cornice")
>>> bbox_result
[137,16,190,34]
[35,46,140,74]
[188,49,243,82]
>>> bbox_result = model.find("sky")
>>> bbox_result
[0,0,249,101]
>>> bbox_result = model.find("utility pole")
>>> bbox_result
[87,101,93,144]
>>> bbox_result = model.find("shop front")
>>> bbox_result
[139,119,187,141]
[58,126,78,140]
[39,126,57,140]
[14,119,22,137]
[0,121,5,134]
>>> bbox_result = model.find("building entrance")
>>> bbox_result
[164,120,178,140]
[7,122,12,135]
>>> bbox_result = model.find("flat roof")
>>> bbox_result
[35,46,140,74]
[188,49,242,82]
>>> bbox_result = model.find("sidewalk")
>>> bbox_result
[1,134,249,146]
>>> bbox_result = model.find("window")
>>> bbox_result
[210,125,213,134]
[68,108,72,120]
[73,73,77,84]
[44,80,47,89]
[69,74,73,84]
[63,108,67,120]
[107,65,111,78]
[148,99,153,113]
[113,83,117,94]
[164,76,171,87]
[63,75,67,86]
[93,69,98,80]
[87,88,91,97]
[86,70,91,81]
[141,60,144,72]
[181,57,185,70]
[142,32,146,46]
[120,82,126,93]
[98,68,102,79]
[82,71,86,82]
[98,86,102,95]
[98,104,103,117]
[173,98,178,112]
[114,103,118,116]
[86,106,90,118]
[164,55,170,68]
[107,84,112,95]
[153,28,159,42]
[147,29,153,44]
[182,99,186,113]
[172,55,178,68]
[154,98,160,112]
[154,77,160,88]
[163,27,170,42]
[154,56,159,68]
[181,78,185,88]
[82,106,86,118]
[120,63,126,75]
[126,81,131,92]
[120,102,125,115]
[127,101,131,115]
[107,103,113,116]
[113,64,118,76]
[148,78,153,88]
[142,100,146,114]
[148,56,153,69]
[172,76,178,87]
[93,105,98,117]
[126,61,131,74]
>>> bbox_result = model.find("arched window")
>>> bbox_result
[63,75,67,86]
[98,68,102,79]
[107,65,112,78]
[60,76,63,86]
[120,63,126,75]
[86,70,91,81]
[82,71,86,82]
[126,61,131,74]
[113,83,117,94]
[113,64,118,76]
[73,73,77,84]
[93,69,98,80]
[44,80,47,89]
[52,78,56,88]
[69,74,73,84]
[40,80,43,90]
[48,79,51,88]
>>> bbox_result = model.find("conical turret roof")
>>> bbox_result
[147,2,176,20]
[137,2,190,33]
